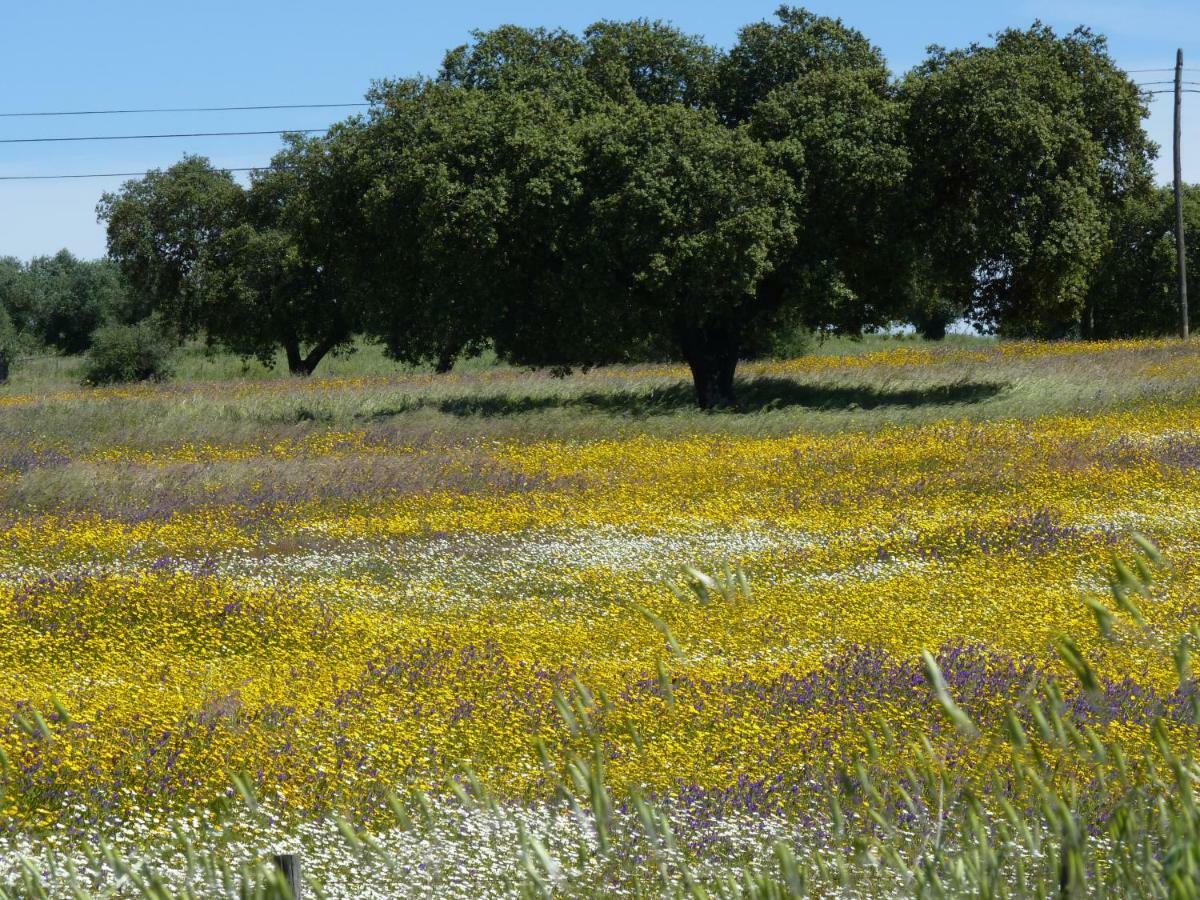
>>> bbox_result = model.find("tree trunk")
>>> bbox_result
[284,339,305,376]
[0,356,9,385]
[918,315,949,341]
[679,325,739,410]
[284,338,333,376]
[434,345,457,374]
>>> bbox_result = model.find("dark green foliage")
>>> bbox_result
[907,285,963,340]
[1085,185,1199,338]
[582,19,718,108]
[326,8,908,407]
[761,323,815,359]
[0,258,28,333]
[0,251,137,354]
[567,103,799,408]
[716,5,889,123]
[82,320,174,385]
[746,62,911,333]
[337,77,801,406]
[316,82,576,371]
[99,158,245,333]
[31,254,130,353]
[0,259,28,381]
[438,25,591,99]
[901,24,1155,335]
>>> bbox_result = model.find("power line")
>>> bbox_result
[0,102,368,119]
[0,73,1191,180]
[0,128,327,145]
[0,166,280,182]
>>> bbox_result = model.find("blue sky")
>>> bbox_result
[1,0,1196,260]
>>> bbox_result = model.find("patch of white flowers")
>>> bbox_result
[0,797,853,898]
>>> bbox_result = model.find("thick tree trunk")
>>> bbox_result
[284,338,333,376]
[434,345,457,374]
[679,325,739,410]
[919,316,949,341]
[284,339,305,375]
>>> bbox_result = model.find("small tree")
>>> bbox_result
[99,155,353,376]
[7,251,130,354]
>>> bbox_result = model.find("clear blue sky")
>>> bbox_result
[1,0,1195,260]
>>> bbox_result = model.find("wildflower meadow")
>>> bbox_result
[3,337,1200,896]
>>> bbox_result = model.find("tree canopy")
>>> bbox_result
[1085,185,1199,339]
[318,8,912,405]
[99,155,355,374]
[900,24,1155,335]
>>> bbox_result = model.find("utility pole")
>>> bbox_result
[1176,48,1189,340]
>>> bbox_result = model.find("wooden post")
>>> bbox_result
[272,853,301,899]
[1176,48,1190,340]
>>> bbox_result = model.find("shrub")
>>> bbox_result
[82,321,174,385]
[761,322,815,360]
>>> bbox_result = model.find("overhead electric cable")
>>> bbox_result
[0,128,327,145]
[0,166,283,181]
[0,102,368,118]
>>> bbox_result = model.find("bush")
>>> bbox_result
[761,323,815,360]
[82,321,174,385]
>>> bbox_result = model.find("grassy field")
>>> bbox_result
[2,336,1200,895]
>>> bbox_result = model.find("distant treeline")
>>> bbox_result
[6,7,1200,404]
[0,252,149,380]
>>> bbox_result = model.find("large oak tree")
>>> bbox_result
[331,9,906,406]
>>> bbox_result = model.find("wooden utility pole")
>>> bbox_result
[1176,48,1190,340]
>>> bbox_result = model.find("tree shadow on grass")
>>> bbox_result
[434,377,1009,418]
